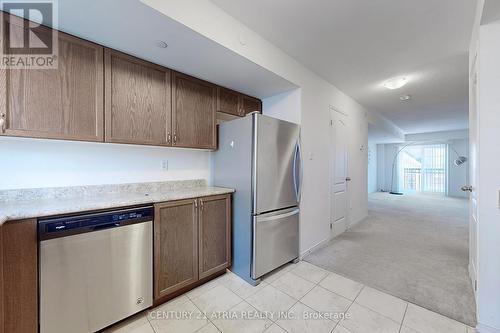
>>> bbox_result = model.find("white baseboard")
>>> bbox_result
[348,214,368,229]
[477,323,500,333]
[299,237,331,259]
[299,214,368,260]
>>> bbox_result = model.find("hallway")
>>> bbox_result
[304,192,475,326]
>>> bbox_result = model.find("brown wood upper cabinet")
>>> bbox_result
[154,194,231,302]
[217,87,243,116]
[172,73,217,149]
[154,199,198,301]
[0,19,104,141]
[240,94,263,115]
[105,49,172,146]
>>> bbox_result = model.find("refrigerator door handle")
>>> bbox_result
[293,141,299,202]
[296,138,303,203]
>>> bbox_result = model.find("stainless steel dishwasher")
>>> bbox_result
[38,206,154,333]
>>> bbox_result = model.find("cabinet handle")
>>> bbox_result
[194,199,198,208]
[0,113,5,133]
[167,132,172,145]
[200,199,204,211]
[173,122,179,144]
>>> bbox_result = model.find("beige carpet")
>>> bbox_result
[304,192,476,326]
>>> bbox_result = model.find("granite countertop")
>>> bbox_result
[0,180,234,225]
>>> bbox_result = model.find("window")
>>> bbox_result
[398,144,447,193]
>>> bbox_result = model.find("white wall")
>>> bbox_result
[142,0,370,254]
[262,88,301,124]
[0,137,210,190]
[376,144,386,192]
[367,142,378,193]
[448,139,469,198]
[377,144,400,192]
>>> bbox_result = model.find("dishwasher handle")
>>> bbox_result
[92,222,122,231]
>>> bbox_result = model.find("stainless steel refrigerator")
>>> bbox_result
[213,113,302,285]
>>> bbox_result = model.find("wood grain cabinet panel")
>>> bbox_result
[105,50,172,145]
[0,17,104,141]
[154,199,198,301]
[240,95,262,115]
[217,87,242,116]
[0,219,38,333]
[198,194,231,279]
[172,73,216,149]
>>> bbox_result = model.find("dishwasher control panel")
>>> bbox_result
[38,206,154,240]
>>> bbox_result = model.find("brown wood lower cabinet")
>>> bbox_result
[0,219,38,333]
[154,194,231,303]
[199,195,231,279]
[154,199,199,300]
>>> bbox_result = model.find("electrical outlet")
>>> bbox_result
[161,160,168,171]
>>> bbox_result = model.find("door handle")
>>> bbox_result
[346,177,352,182]
[461,185,473,192]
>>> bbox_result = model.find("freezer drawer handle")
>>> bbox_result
[257,209,300,223]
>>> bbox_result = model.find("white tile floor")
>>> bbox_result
[104,261,477,333]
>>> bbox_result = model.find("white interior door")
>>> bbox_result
[330,109,349,238]
[468,56,478,294]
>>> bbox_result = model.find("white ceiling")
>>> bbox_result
[51,0,297,98]
[210,0,477,134]
[368,123,404,144]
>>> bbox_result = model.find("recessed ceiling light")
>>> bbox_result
[400,94,411,101]
[383,76,408,90]
[155,40,168,48]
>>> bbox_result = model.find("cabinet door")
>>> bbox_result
[217,87,242,116]
[0,16,104,141]
[0,219,38,333]
[154,199,198,301]
[240,95,262,115]
[105,49,171,146]
[198,194,231,279]
[172,72,216,149]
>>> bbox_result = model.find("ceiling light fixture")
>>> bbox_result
[400,94,411,101]
[155,40,168,48]
[383,76,408,90]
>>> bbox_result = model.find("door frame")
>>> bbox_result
[329,107,349,239]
